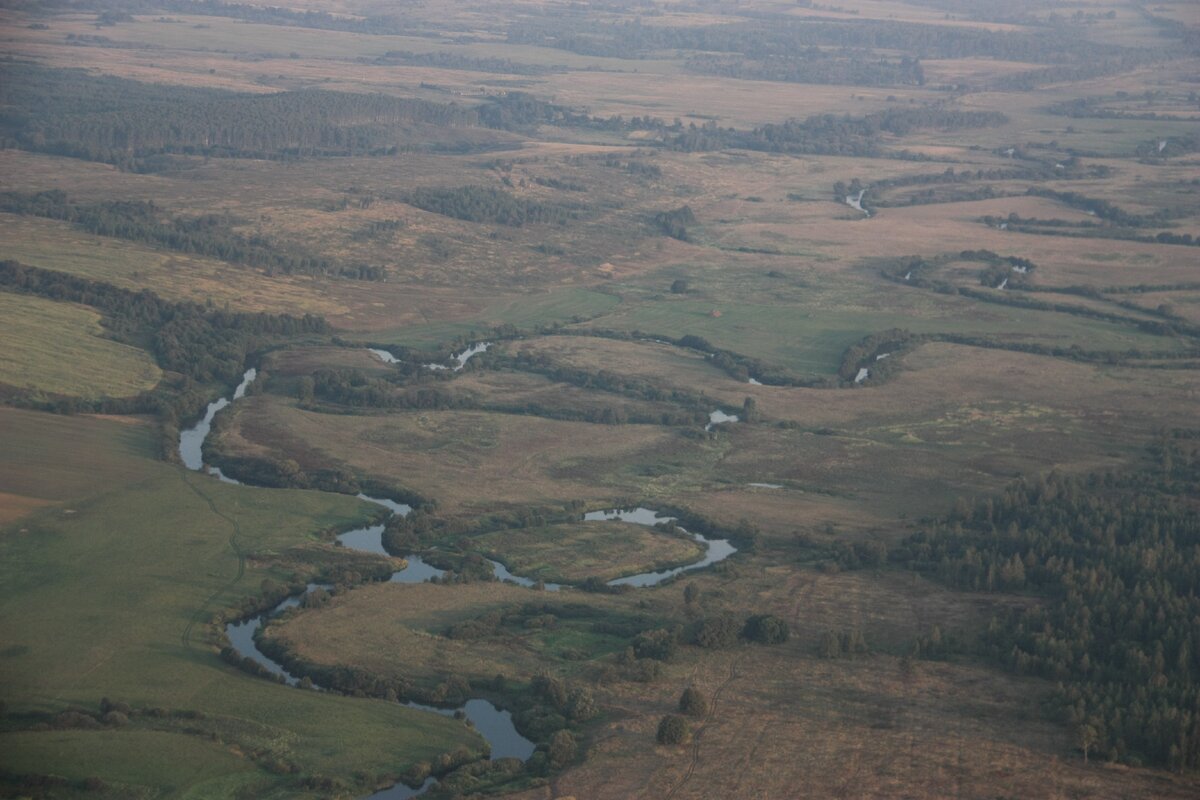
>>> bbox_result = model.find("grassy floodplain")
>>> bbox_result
[0,410,483,797]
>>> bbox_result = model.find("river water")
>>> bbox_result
[583,508,736,587]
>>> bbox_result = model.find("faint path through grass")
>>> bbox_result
[179,470,247,650]
[665,655,743,800]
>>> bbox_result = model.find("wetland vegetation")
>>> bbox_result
[1,0,1198,798]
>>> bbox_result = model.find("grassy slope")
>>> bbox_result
[0,291,161,397]
[0,411,482,797]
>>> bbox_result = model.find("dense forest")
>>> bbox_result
[891,435,1200,769]
[0,64,485,167]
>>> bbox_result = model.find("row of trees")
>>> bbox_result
[0,190,382,279]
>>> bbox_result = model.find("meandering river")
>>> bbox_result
[182,361,738,796]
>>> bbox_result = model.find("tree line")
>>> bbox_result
[686,52,925,87]
[0,190,384,279]
[666,108,1007,156]
[0,260,327,429]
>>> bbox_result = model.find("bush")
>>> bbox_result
[656,714,690,745]
[632,628,677,661]
[678,687,708,717]
[692,616,741,649]
[565,687,597,721]
[743,614,790,645]
[547,729,577,769]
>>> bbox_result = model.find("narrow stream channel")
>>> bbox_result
[180,371,533,799]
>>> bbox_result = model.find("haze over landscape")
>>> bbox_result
[0,0,1198,798]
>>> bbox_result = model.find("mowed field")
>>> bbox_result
[0,410,482,797]
[0,291,161,397]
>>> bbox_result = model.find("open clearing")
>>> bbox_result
[0,292,161,397]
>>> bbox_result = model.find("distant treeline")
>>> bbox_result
[1026,188,1171,227]
[982,189,1198,248]
[372,50,566,76]
[891,434,1200,770]
[0,190,384,279]
[0,64,483,169]
[994,55,1157,91]
[666,108,1007,156]
[686,53,924,87]
[396,186,577,227]
[0,64,600,170]
[993,222,1199,249]
[831,163,1110,212]
[55,0,421,36]
[506,17,1136,66]
[1048,95,1200,123]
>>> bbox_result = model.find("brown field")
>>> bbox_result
[215,397,696,515]
[438,369,696,422]
[267,581,631,687]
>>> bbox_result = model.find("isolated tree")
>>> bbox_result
[1078,722,1099,765]
[683,583,700,605]
[820,630,842,659]
[741,396,757,422]
[656,714,690,745]
[678,687,708,717]
[297,376,314,403]
[671,278,690,294]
